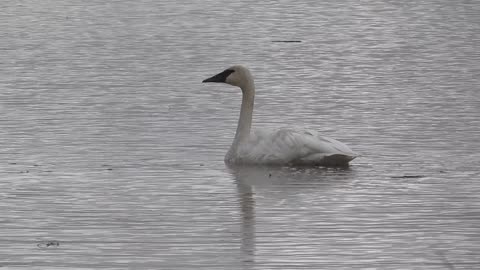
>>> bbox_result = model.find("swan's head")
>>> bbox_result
[202,65,253,89]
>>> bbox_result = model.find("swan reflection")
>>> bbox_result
[228,165,356,266]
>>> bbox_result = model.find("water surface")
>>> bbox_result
[1,0,479,269]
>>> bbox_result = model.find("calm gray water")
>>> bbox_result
[1,0,479,269]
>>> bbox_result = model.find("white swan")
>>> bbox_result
[202,65,357,167]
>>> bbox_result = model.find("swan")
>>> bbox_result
[202,65,357,167]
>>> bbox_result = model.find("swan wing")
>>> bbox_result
[238,128,356,165]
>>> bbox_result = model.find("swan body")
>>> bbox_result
[202,65,357,167]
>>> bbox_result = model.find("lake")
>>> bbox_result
[0,0,479,269]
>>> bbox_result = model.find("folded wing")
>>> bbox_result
[237,128,357,166]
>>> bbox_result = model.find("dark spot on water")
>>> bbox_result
[199,163,204,166]
[391,175,424,179]
[102,164,113,170]
[37,240,60,248]
[9,162,17,165]
[271,40,302,43]
[269,173,272,178]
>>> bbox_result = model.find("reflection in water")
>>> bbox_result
[232,168,256,267]
[228,165,356,267]
[229,165,356,190]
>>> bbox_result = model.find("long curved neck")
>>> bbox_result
[233,81,255,146]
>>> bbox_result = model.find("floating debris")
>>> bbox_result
[37,240,60,248]
[390,175,424,179]
[271,40,302,43]
[102,164,113,170]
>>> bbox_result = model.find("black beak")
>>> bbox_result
[202,69,235,83]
